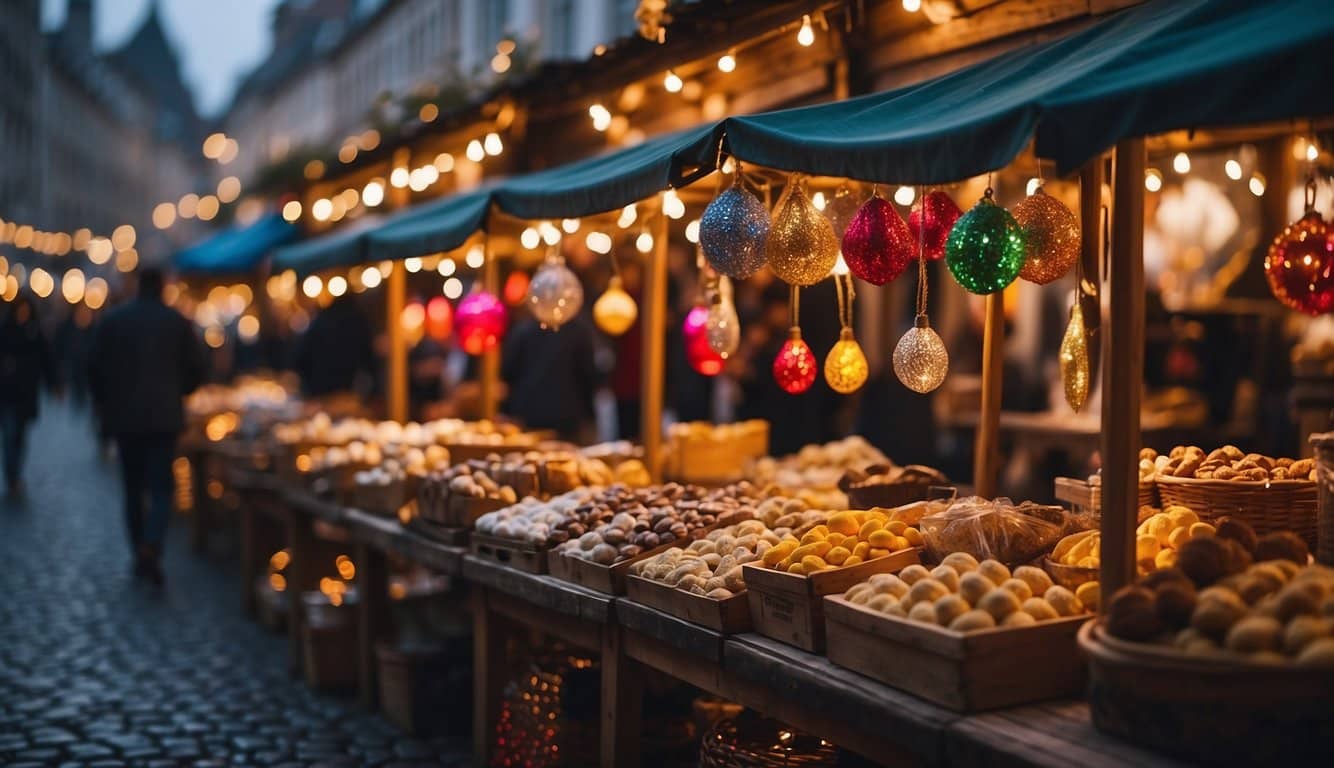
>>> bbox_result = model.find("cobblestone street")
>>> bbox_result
[0,404,469,767]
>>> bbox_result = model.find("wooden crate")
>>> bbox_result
[625,575,751,633]
[741,548,921,652]
[824,595,1088,712]
[470,532,549,574]
[417,493,508,528]
[547,538,684,595]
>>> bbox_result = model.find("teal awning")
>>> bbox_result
[271,215,383,276]
[368,187,493,261]
[492,124,716,219]
[1037,0,1334,173]
[173,213,296,275]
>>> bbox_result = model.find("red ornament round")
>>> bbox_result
[425,296,453,341]
[1265,211,1334,316]
[683,305,724,376]
[908,190,963,261]
[841,194,914,285]
[772,328,817,394]
[455,290,507,355]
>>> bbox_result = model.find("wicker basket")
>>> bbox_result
[1042,557,1099,590]
[1309,432,1334,565]
[699,712,839,768]
[1154,474,1316,548]
[1079,621,1334,765]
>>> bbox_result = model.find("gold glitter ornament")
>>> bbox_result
[893,315,949,394]
[1059,302,1090,411]
[593,275,637,336]
[767,179,839,286]
[825,328,869,394]
[1013,186,1080,285]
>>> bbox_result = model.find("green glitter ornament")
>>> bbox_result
[945,190,1027,294]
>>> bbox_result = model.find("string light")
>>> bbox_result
[520,227,541,249]
[589,104,612,131]
[466,140,485,162]
[636,231,654,253]
[363,180,385,207]
[1144,169,1163,192]
[664,70,682,92]
[302,276,323,298]
[442,277,463,299]
[561,218,581,234]
[434,153,455,172]
[894,185,916,206]
[663,189,685,219]
[1225,159,1243,180]
[585,231,612,254]
[484,132,504,156]
[390,167,410,188]
[903,0,922,11]
[405,257,422,273]
[1172,152,1191,174]
[217,176,241,203]
[361,265,382,289]
[717,51,737,73]
[465,244,486,268]
[1249,172,1266,197]
[797,15,815,46]
[282,201,302,222]
[539,221,561,245]
[617,204,637,229]
[327,275,348,297]
[311,198,333,221]
[438,259,456,277]
[685,219,700,243]
[152,203,176,229]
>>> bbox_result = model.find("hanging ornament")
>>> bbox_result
[1013,185,1080,285]
[945,187,1027,294]
[593,275,637,336]
[425,296,453,341]
[699,166,770,279]
[455,289,507,355]
[1060,301,1090,412]
[502,270,530,305]
[683,304,724,376]
[908,190,962,261]
[527,249,583,329]
[823,184,862,239]
[823,274,868,393]
[772,285,817,394]
[705,275,741,358]
[767,177,839,286]
[841,189,914,286]
[894,189,949,393]
[1265,177,1334,315]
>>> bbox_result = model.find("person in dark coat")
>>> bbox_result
[294,294,376,398]
[0,293,57,495]
[502,313,599,442]
[88,268,207,585]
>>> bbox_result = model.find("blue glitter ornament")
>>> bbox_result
[700,184,770,279]
[945,191,1027,294]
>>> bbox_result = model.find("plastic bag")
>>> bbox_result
[919,496,1070,567]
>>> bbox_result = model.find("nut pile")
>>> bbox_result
[750,436,890,509]
[629,498,819,598]
[417,452,648,521]
[1150,445,1315,481]
[844,554,1089,631]
[475,488,601,544]
[761,509,923,575]
[554,482,769,566]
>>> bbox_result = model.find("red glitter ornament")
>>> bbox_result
[841,193,914,285]
[683,305,724,376]
[908,190,963,261]
[772,328,817,394]
[425,296,453,341]
[1265,210,1334,316]
[455,290,507,355]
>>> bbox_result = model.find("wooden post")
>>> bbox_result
[386,148,411,423]
[1099,138,1146,598]
[472,589,507,768]
[285,513,316,677]
[480,231,501,420]
[1078,158,1105,389]
[641,199,669,482]
[355,541,390,710]
[599,624,642,767]
[973,293,1004,497]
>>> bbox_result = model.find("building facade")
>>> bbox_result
[0,0,44,229]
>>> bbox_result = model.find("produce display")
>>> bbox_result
[841,462,950,509]
[919,497,1072,567]
[1150,445,1315,482]
[663,420,768,483]
[760,508,924,575]
[628,498,820,598]
[1052,505,1210,574]
[1102,516,1332,665]
[475,488,603,545]
[553,481,769,566]
[352,443,451,490]
[274,415,531,452]
[749,436,889,508]
[842,553,1089,630]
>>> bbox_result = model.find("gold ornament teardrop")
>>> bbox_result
[1060,302,1089,412]
[767,183,839,286]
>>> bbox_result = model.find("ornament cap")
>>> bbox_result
[788,326,803,342]
[607,275,623,290]
[914,314,931,329]
[838,326,854,341]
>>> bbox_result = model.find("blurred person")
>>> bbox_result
[608,261,643,438]
[294,294,376,399]
[55,304,96,407]
[503,313,599,442]
[88,268,207,586]
[0,293,58,496]
[409,335,447,420]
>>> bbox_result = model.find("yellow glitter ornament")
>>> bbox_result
[824,274,868,394]
[593,275,637,336]
[767,178,839,286]
[1060,302,1089,411]
[1013,186,1080,285]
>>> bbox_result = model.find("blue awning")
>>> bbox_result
[368,187,494,261]
[270,215,384,276]
[173,213,296,275]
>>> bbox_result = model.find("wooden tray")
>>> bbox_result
[417,493,509,527]
[625,574,751,633]
[1079,621,1334,764]
[547,537,685,595]
[741,547,921,652]
[470,532,549,574]
[825,595,1089,712]
[404,514,469,546]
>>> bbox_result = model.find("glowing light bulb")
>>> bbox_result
[894,185,916,206]
[585,231,612,254]
[540,221,562,245]
[362,180,385,207]
[311,198,333,221]
[438,259,456,277]
[1225,159,1243,180]
[717,52,736,73]
[824,328,869,394]
[1308,143,1320,162]
[327,276,348,297]
[527,253,583,329]
[1144,169,1162,192]
[636,232,654,253]
[1025,177,1041,197]
[797,15,815,46]
[618,204,638,229]
[903,0,922,11]
[302,275,323,298]
[663,190,685,219]
[405,257,422,273]
[390,167,410,188]
[484,132,503,156]
[561,218,581,234]
[1173,152,1191,174]
[360,266,382,289]
[663,70,683,93]
[1250,172,1266,197]
[892,315,949,393]
[593,276,638,336]
[520,227,541,249]
[684,219,700,243]
[773,328,817,394]
[466,140,485,162]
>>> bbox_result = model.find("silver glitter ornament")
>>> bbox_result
[700,185,770,279]
[527,251,583,329]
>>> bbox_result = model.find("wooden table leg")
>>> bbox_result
[472,588,506,768]
[286,512,315,678]
[239,505,258,616]
[600,623,642,768]
[356,541,390,710]
[189,450,208,554]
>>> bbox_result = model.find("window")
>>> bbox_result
[483,0,510,46]
[549,0,575,59]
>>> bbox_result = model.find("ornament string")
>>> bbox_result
[915,185,929,319]
[833,271,856,330]
[789,283,800,330]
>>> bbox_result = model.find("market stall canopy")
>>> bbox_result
[271,214,384,276]
[492,124,716,219]
[173,213,296,275]
[1036,0,1334,173]
[367,187,494,261]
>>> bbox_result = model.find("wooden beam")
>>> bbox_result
[1099,138,1146,599]
[599,624,643,768]
[641,199,669,482]
[480,231,501,420]
[1078,157,1105,392]
[973,293,1004,497]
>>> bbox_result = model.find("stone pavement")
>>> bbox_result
[0,403,470,767]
